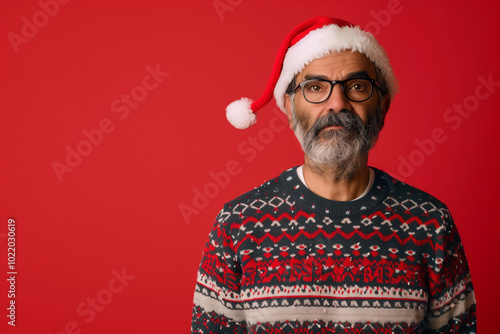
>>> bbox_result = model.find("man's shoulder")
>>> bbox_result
[374,167,451,217]
[221,166,297,210]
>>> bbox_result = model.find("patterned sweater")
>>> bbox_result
[191,167,476,333]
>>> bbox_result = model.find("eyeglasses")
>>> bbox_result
[292,78,378,103]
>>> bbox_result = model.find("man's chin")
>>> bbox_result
[318,131,349,144]
[316,129,338,141]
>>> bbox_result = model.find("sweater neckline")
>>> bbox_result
[296,165,375,201]
[279,165,391,216]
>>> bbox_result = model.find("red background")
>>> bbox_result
[1,0,499,333]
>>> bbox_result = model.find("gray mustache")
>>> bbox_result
[311,110,363,136]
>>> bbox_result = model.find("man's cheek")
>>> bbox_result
[293,115,309,133]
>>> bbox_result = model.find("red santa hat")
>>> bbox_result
[226,16,397,129]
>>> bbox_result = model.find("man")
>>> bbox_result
[191,17,476,333]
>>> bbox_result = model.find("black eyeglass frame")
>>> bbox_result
[292,78,380,103]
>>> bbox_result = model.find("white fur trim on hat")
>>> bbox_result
[273,24,397,113]
[226,97,256,129]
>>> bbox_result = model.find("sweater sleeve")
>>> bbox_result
[191,209,246,333]
[424,210,476,333]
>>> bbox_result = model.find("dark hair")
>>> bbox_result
[373,65,389,97]
[285,74,298,95]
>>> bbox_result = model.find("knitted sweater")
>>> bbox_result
[191,167,476,333]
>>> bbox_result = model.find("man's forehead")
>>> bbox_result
[297,50,376,79]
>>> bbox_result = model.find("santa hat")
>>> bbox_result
[226,16,397,129]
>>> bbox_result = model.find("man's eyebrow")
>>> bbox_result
[303,74,330,81]
[345,71,371,80]
[303,71,372,81]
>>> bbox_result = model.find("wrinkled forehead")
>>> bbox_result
[296,51,377,82]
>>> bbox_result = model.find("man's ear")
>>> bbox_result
[379,94,391,130]
[284,94,294,129]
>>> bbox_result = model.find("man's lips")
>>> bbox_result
[316,124,344,134]
[322,125,344,130]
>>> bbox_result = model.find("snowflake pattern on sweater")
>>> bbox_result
[191,167,476,333]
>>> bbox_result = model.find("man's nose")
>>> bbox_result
[324,84,352,113]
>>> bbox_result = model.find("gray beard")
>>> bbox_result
[291,99,383,181]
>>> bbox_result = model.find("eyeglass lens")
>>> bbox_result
[302,79,373,103]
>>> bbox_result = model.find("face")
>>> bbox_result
[284,51,386,179]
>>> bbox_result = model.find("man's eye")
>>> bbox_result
[349,82,367,91]
[305,82,326,92]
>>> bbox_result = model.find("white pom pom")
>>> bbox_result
[226,97,256,129]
